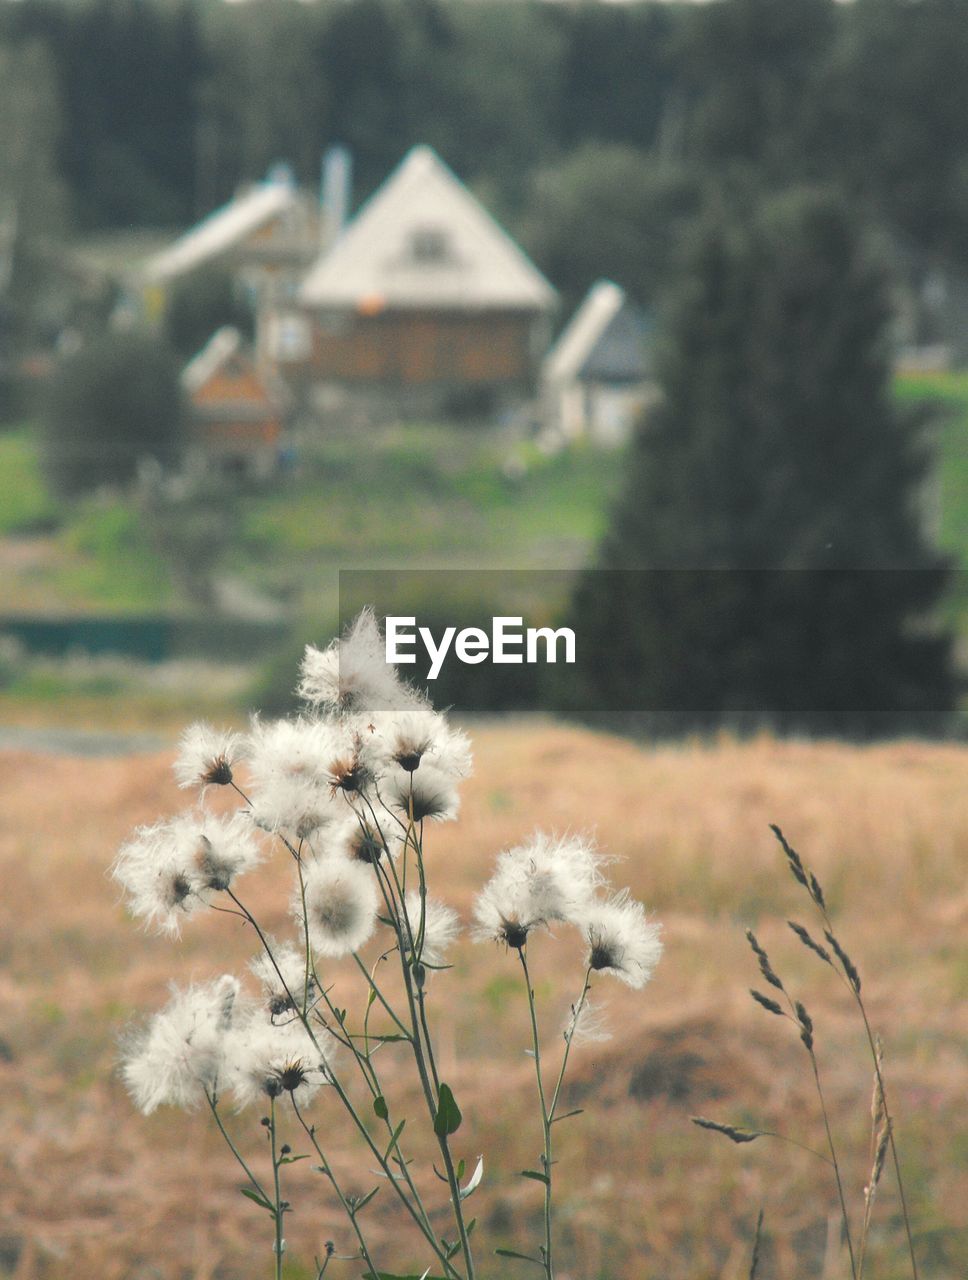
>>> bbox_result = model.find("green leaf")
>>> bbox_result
[520,1169,549,1185]
[551,1109,584,1124]
[239,1186,274,1214]
[279,1153,310,1165]
[494,1248,541,1264]
[373,1094,389,1120]
[456,1158,465,1181]
[434,1082,462,1137]
[351,1186,380,1213]
[384,1118,406,1161]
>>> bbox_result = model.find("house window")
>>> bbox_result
[410,226,451,264]
[268,312,311,362]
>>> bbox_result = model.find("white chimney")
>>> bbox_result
[321,145,352,250]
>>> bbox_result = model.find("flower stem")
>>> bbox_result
[270,1097,285,1280]
[518,947,554,1280]
[291,1097,382,1279]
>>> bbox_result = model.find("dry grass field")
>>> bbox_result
[1,722,966,1280]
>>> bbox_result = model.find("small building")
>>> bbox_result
[542,280,656,447]
[272,145,557,417]
[181,327,288,478]
[141,164,322,326]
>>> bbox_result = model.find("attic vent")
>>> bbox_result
[410,226,451,264]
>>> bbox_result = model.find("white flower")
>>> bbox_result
[112,812,263,934]
[225,1011,333,1110]
[472,833,607,947]
[298,856,380,958]
[249,943,315,1018]
[362,708,472,779]
[314,813,401,866]
[121,975,240,1114]
[173,722,244,790]
[384,763,460,823]
[581,892,663,989]
[246,717,346,837]
[247,716,338,787]
[404,891,461,968]
[298,609,423,715]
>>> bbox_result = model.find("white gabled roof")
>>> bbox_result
[181,326,244,394]
[144,180,298,284]
[299,145,556,313]
[543,280,627,384]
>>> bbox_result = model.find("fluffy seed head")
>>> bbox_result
[299,857,380,958]
[298,610,422,715]
[173,723,244,790]
[404,891,461,967]
[121,975,241,1114]
[582,891,663,989]
[225,1012,333,1109]
[249,943,316,1018]
[473,832,608,946]
[112,812,263,935]
[385,763,460,823]
[363,708,472,779]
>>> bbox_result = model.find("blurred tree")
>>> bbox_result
[521,147,703,317]
[42,330,185,498]
[570,188,957,734]
[551,1,675,153]
[675,0,836,179]
[817,0,968,267]
[0,39,67,243]
[314,0,411,197]
[204,0,329,195]
[4,0,206,228]
[163,267,253,361]
[0,37,68,412]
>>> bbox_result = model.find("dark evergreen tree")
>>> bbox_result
[43,331,185,498]
[569,188,957,735]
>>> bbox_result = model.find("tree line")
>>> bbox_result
[3,0,968,307]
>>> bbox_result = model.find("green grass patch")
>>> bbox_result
[0,426,59,534]
[53,497,174,612]
[239,427,621,576]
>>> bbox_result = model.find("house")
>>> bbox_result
[269,145,557,417]
[541,279,656,447]
[140,163,323,326]
[181,326,288,477]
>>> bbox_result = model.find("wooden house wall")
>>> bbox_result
[189,367,281,452]
[305,310,535,387]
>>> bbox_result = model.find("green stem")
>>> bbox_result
[381,819,475,1279]
[270,1097,285,1280]
[329,1070,463,1279]
[227,887,452,1276]
[519,947,553,1280]
[205,1090,272,1207]
[291,1097,382,1280]
[548,970,592,1124]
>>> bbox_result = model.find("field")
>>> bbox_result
[1,722,966,1280]
[0,424,620,619]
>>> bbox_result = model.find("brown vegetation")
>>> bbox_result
[1,723,966,1279]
